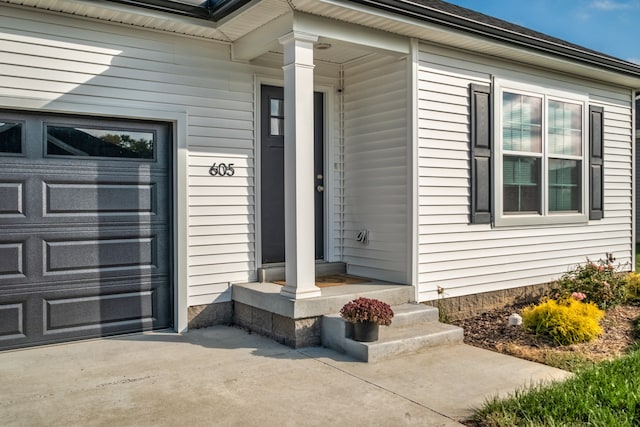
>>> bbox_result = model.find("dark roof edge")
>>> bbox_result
[347,0,640,79]
[105,0,252,22]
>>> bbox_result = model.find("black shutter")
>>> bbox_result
[470,83,492,224]
[589,105,604,220]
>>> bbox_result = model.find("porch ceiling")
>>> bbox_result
[269,38,377,65]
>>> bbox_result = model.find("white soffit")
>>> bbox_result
[0,0,292,42]
[218,0,291,40]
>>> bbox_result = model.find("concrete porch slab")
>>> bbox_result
[232,280,414,319]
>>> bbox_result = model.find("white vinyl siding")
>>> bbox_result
[417,44,634,301]
[342,54,409,283]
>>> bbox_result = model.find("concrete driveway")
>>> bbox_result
[0,326,569,426]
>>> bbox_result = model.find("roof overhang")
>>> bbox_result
[290,0,640,88]
[3,0,640,88]
[346,0,640,77]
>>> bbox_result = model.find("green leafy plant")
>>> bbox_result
[522,297,604,345]
[340,297,394,326]
[624,272,640,304]
[633,316,640,340]
[552,254,627,310]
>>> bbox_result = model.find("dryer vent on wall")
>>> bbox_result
[356,229,369,245]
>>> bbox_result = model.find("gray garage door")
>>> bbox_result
[0,111,172,350]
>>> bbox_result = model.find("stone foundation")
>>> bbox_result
[188,302,233,329]
[424,283,551,321]
[232,301,322,348]
[187,283,551,345]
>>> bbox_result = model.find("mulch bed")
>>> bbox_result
[450,303,640,367]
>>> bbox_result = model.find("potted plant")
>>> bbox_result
[340,297,394,342]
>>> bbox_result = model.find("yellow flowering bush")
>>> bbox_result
[522,297,604,345]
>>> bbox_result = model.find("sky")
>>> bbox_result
[444,0,640,64]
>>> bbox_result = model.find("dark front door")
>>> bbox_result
[0,111,172,350]
[261,85,324,264]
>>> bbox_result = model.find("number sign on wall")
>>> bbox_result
[209,163,235,177]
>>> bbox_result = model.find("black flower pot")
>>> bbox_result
[352,321,379,342]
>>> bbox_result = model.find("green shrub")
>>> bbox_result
[624,272,640,304]
[552,255,627,309]
[522,297,604,345]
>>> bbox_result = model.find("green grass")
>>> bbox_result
[471,349,640,427]
[540,351,597,373]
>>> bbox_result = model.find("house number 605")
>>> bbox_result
[209,163,235,177]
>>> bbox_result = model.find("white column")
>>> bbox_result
[278,31,321,299]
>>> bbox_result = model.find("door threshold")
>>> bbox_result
[258,261,346,282]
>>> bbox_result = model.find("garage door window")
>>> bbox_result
[0,122,22,154]
[46,125,155,159]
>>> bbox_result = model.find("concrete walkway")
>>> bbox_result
[0,326,570,426]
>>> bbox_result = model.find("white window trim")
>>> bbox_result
[494,78,589,227]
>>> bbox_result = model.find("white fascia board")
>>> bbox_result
[292,11,410,56]
[232,12,293,61]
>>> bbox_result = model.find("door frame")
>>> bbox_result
[254,75,337,269]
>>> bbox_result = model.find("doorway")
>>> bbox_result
[260,85,324,264]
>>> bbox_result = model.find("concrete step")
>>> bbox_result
[387,303,439,328]
[321,303,464,362]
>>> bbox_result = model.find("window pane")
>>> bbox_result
[270,98,283,117]
[270,118,284,136]
[0,122,22,154]
[503,156,540,213]
[549,159,581,212]
[47,126,154,159]
[548,101,582,156]
[502,92,542,152]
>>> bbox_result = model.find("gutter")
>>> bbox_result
[346,0,640,78]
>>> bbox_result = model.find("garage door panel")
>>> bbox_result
[0,230,169,285]
[45,183,156,214]
[0,243,24,278]
[0,281,170,349]
[45,290,155,332]
[45,237,157,273]
[0,177,167,225]
[0,182,24,215]
[0,303,25,339]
